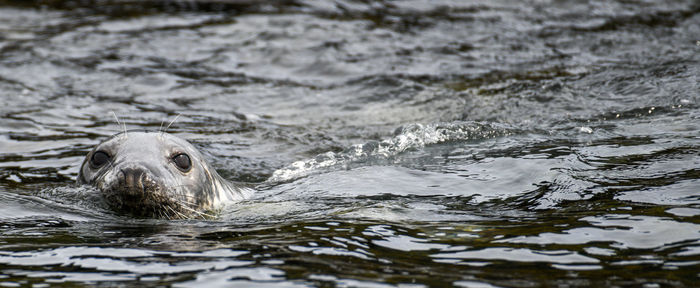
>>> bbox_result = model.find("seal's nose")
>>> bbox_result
[120,167,148,193]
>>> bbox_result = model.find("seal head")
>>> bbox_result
[78,131,247,219]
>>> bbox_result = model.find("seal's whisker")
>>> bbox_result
[104,155,116,170]
[178,204,214,219]
[174,198,196,207]
[162,204,174,219]
[166,205,187,220]
[167,190,197,201]
[159,118,165,134]
[111,111,127,138]
[164,206,175,219]
[180,197,198,204]
[176,200,201,210]
[164,113,182,133]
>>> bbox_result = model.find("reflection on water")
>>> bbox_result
[0,0,699,287]
[501,215,700,250]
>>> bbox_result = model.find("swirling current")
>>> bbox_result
[0,0,699,287]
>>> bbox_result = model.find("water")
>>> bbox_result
[1,0,699,286]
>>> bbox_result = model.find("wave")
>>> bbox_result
[267,121,515,183]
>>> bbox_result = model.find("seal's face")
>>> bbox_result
[78,132,226,219]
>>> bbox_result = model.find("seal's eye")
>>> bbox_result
[90,151,110,168]
[172,153,191,172]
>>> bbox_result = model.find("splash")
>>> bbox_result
[267,121,514,183]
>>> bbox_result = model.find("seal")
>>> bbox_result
[78,131,249,219]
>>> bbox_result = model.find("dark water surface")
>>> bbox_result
[1,0,699,286]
